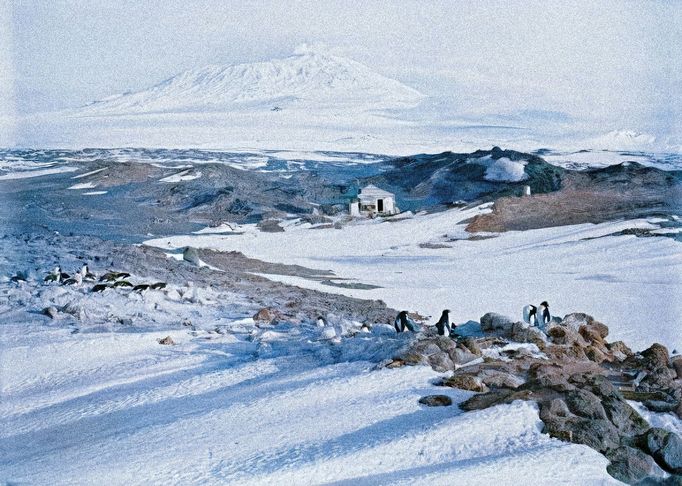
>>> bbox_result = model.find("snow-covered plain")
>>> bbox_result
[147,207,682,353]
[0,275,619,485]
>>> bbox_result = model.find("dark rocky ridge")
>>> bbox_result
[3,148,679,243]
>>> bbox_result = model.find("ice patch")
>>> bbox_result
[0,166,78,180]
[159,169,201,183]
[72,168,107,179]
[68,182,97,190]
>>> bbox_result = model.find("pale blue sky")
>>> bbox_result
[5,0,681,139]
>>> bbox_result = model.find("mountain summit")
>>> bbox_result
[79,46,424,116]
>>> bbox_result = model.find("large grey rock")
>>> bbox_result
[641,344,671,370]
[183,246,202,265]
[459,337,482,356]
[419,395,453,407]
[480,312,514,334]
[478,369,524,389]
[644,429,682,474]
[565,389,608,420]
[450,346,479,365]
[658,432,682,474]
[443,373,488,393]
[606,446,656,484]
[510,321,547,347]
[428,352,454,372]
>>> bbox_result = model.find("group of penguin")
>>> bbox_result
[43,265,166,293]
[394,301,552,336]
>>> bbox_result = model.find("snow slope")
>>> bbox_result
[0,287,619,485]
[77,47,424,116]
[147,208,682,352]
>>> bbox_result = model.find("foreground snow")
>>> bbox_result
[1,316,618,485]
[147,208,682,352]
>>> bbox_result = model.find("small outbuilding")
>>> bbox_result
[349,184,399,217]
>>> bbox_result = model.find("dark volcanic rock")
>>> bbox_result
[646,429,682,474]
[419,395,453,407]
[606,446,656,484]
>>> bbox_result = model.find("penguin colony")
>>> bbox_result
[38,265,166,293]
[33,265,555,335]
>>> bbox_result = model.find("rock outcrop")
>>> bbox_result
[404,311,682,484]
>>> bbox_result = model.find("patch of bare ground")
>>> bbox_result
[466,169,681,233]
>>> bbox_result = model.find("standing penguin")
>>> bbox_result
[394,311,418,333]
[523,304,538,325]
[80,265,97,282]
[434,309,451,336]
[538,301,551,327]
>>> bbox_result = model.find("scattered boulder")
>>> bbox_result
[606,446,657,484]
[641,428,682,474]
[442,373,488,393]
[428,352,455,372]
[257,219,285,233]
[157,336,175,345]
[480,312,514,335]
[510,322,547,348]
[609,341,634,361]
[418,395,453,407]
[183,247,202,265]
[253,307,281,324]
[459,337,482,356]
[641,343,671,370]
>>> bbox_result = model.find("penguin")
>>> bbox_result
[79,265,97,282]
[538,301,551,327]
[58,267,71,281]
[62,273,83,286]
[316,316,327,328]
[10,271,28,283]
[44,266,61,283]
[91,283,109,293]
[434,309,451,336]
[112,280,133,288]
[394,311,418,333]
[360,322,372,333]
[523,304,538,326]
[100,271,131,282]
[132,283,150,292]
[394,311,407,332]
[150,282,167,290]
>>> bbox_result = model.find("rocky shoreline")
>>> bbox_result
[386,312,682,484]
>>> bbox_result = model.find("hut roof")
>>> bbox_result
[358,184,394,199]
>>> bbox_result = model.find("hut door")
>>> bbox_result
[377,199,384,212]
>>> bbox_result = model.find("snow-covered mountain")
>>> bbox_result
[78,47,425,116]
[588,130,658,151]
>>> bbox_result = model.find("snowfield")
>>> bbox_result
[1,291,619,485]
[1,146,680,484]
[147,207,682,353]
